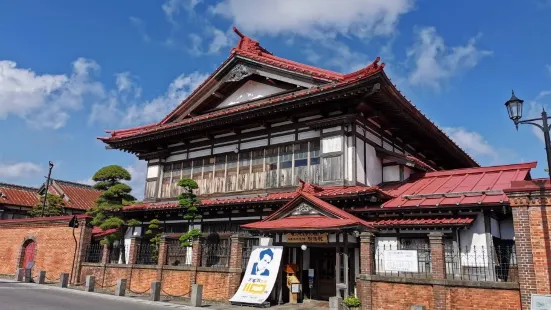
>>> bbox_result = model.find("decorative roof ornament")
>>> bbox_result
[343,56,385,81]
[231,26,272,56]
[296,179,324,194]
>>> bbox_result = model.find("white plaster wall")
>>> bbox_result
[365,143,382,186]
[217,80,285,108]
[356,138,366,184]
[147,165,159,178]
[166,153,188,162]
[383,165,400,182]
[499,218,515,240]
[346,136,354,182]
[404,166,413,180]
[459,212,488,266]
[322,135,342,153]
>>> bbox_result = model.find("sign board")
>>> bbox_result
[291,284,301,293]
[383,250,418,273]
[230,246,283,305]
[532,294,551,310]
[285,233,328,243]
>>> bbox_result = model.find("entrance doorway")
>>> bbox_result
[21,240,36,269]
[310,247,336,300]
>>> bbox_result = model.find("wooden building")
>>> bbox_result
[99,28,533,302]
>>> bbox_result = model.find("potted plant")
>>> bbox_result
[344,295,361,310]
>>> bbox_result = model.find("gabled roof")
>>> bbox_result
[381,162,537,208]
[242,189,375,231]
[46,180,103,211]
[123,183,387,212]
[0,183,40,207]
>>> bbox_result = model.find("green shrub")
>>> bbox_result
[344,295,361,307]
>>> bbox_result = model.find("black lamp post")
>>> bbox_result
[505,90,551,179]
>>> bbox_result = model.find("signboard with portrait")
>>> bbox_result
[383,250,419,273]
[230,246,283,305]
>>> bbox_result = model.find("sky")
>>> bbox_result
[1,0,551,199]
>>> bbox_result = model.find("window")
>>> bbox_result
[182,161,192,179]
[322,156,343,181]
[294,142,308,184]
[161,165,172,198]
[251,149,265,189]
[192,159,203,194]
[202,157,215,194]
[279,144,293,187]
[170,162,182,197]
[237,152,251,191]
[309,141,321,183]
[226,153,238,192]
[265,147,278,188]
[145,180,157,199]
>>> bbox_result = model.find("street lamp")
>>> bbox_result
[505,90,551,179]
[40,161,54,217]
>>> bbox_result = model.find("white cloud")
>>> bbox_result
[0,58,104,129]
[129,16,150,43]
[208,27,232,54]
[0,162,42,179]
[407,27,492,89]
[211,0,414,39]
[90,71,208,126]
[76,178,96,186]
[115,72,141,97]
[125,160,147,200]
[162,0,202,26]
[443,127,498,161]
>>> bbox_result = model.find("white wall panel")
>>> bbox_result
[298,130,320,140]
[383,165,400,182]
[356,138,365,184]
[166,153,188,162]
[322,136,342,153]
[189,149,211,158]
[213,144,238,154]
[241,138,268,150]
[217,80,285,108]
[147,165,159,178]
[365,144,382,186]
[270,134,294,145]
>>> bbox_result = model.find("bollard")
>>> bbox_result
[15,268,24,282]
[85,275,95,292]
[60,273,69,288]
[190,284,203,307]
[24,269,32,283]
[115,279,127,296]
[411,306,427,310]
[38,271,46,284]
[150,281,161,301]
[329,296,343,310]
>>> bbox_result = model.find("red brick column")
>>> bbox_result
[228,234,244,299]
[101,244,110,264]
[429,232,446,310]
[128,237,140,265]
[73,221,92,284]
[358,232,374,310]
[506,180,551,310]
[157,236,168,266]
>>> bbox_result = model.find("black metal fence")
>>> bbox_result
[109,244,130,264]
[200,239,230,267]
[445,245,518,282]
[136,242,158,265]
[242,238,259,269]
[84,243,103,263]
[374,242,432,278]
[165,240,191,266]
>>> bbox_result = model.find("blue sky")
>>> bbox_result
[1,0,551,197]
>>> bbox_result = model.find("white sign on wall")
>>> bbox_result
[532,294,551,310]
[230,246,283,305]
[383,250,419,273]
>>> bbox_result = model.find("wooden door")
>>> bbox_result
[21,241,36,268]
[311,248,336,300]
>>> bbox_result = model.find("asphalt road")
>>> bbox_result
[0,280,197,310]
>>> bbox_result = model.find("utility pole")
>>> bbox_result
[40,161,54,217]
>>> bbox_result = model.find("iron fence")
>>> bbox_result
[165,240,191,266]
[242,238,259,269]
[374,241,432,278]
[84,243,103,263]
[136,242,158,265]
[109,244,130,264]
[445,245,518,282]
[200,239,230,267]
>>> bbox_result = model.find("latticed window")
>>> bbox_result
[226,153,238,192]
[161,165,172,198]
[170,162,182,197]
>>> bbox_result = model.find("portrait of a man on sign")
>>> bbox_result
[251,248,274,276]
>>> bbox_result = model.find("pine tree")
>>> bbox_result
[28,194,65,217]
[177,179,202,247]
[87,165,139,264]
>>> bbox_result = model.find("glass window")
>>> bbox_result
[161,164,172,198]
[226,153,238,192]
[171,162,182,197]
[294,142,308,184]
[309,141,321,184]
[192,159,203,181]
[322,155,343,181]
[265,147,278,188]
[182,161,192,179]
[251,149,265,190]
[279,145,293,187]
[239,152,251,175]
[214,155,226,178]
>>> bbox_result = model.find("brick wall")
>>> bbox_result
[80,263,240,301]
[0,216,90,281]
[362,278,521,310]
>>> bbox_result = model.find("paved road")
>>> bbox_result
[0,280,198,310]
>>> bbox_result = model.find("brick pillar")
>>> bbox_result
[506,180,551,310]
[357,232,374,310]
[429,232,446,310]
[228,234,244,299]
[73,222,93,284]
[157,236,168,266]
[101,244,110,264]
[128,236,140,265]
[513,206,538,309]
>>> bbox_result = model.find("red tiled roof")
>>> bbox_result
[382,162,537,208]
[0,183,40,207]
[123,184,383,211]
[0,214,90,225]
[92,227,118,238]
[242,188,375,231]
[364,217,475,227]
[51,180,102,210]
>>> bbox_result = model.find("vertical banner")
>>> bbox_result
[230,246,283,305]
